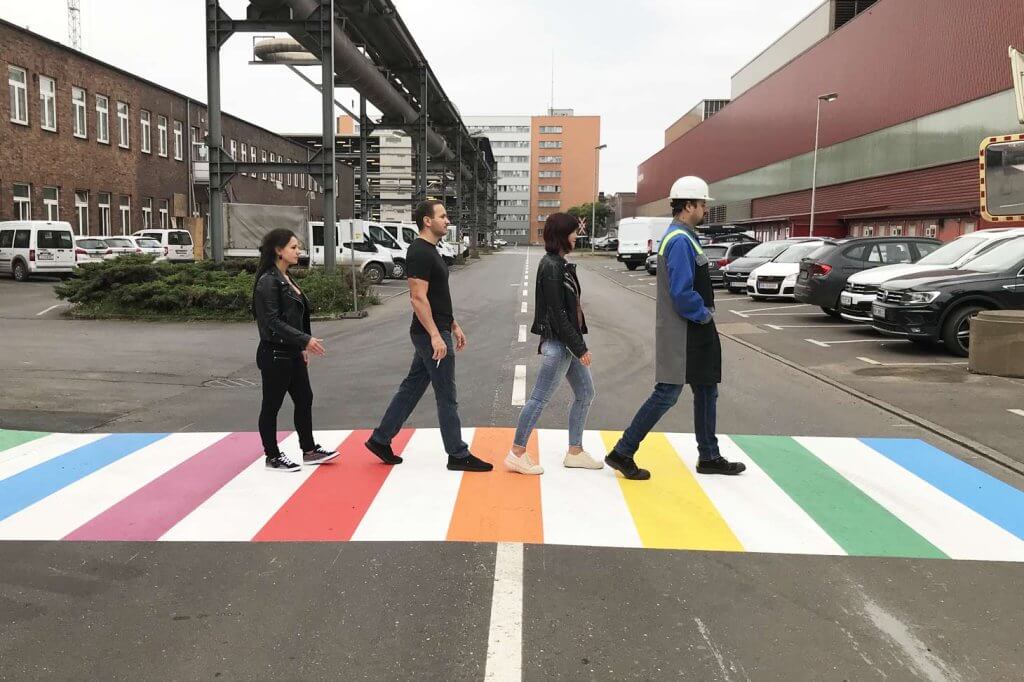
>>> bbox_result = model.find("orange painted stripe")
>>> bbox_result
[254,429,413,541]
[446,428,543,544]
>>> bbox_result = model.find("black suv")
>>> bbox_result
[795,237,941,317]
[871,236,1024,356]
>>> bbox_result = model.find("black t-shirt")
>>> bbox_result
[406,237,454,333]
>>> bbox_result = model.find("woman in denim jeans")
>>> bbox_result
[505,213,603,475]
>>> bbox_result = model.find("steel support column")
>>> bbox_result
[205,0,226,262]
[419,66,429,200]
[318,0,337,272]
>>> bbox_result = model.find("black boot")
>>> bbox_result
[605,451,651,480]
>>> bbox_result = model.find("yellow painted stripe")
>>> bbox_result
[601,431,743,551]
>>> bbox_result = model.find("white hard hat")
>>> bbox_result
[669,176,713,202]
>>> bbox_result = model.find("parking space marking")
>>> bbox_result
[806,338,888,348]
[741,303,812,314]
[1009,409,1024,419]
[857,357,968,367]
[765,324,841,330]
[733,310,825,318]
[36,304,65,316]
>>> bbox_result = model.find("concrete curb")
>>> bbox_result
[583,261,1024,478]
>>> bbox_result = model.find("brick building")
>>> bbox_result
[0,19,352,241]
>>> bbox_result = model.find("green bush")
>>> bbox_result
[56,256,377,320]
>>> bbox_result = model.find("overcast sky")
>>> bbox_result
[2,0,823,192]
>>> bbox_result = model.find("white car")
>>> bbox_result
[102,236,138,259]
[133,229,195,263]
[0,220,76,281]
[839,228,1024,322]
[747,240,834,299]
[74,236,112,264]
[123,236,165,260]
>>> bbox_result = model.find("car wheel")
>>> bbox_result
[363,263,385,285]
[391,260,406,279]
[941,305,985,357]
[12,260,29,282]
[821,306,842,319]
[626,263,639,271]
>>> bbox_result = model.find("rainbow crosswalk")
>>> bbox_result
[1,427,1023,561]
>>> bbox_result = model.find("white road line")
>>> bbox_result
[512,365,526,406]
[740,303,811,313]
[1010,409,1024,418]
[735,312,828,317]
[857,356,883,365]
[522,289,528,297]
[764,324,841,330]
[806,339,830,348]
[858,356,968,367]
[484,542,523,681]
[36,303,64,316]
[648,282,657,286]
[518,325,527,343]
[520,301,528,314]
[805,338,886,347]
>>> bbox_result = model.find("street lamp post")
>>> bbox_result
[591,144,607,252]
[809,92,838,238]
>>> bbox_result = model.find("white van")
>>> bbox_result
[362,222,409,278]
[133,229,195,262]
[0,221,76,281]
[309,220,395,284]
[380,222,458,267]
[617,217,672,270]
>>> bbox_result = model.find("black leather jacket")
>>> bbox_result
[253,269,312,351]
[530,252,588,358]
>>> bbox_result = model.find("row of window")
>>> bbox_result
[538,141,562,149]
[537,200,561,208]
[6,182,173,235]
[499,170,530,178]
[538,170,561,178]
[490,140,530,148]
[501,213,530,221]
[849,223,946,238]
[538,185,561,193]
[539,156,562,164]
[472,125,530,134]
[538,126,563,134]
[495,155,529,163]
[497,199,530,207]
[498,184,530,193]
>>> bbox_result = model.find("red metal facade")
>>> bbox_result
[637,0,1024,205]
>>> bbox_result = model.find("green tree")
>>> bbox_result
[567,202,613,236]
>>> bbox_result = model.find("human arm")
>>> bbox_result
[665,239,713,323]
[540,262,588,358]
[254,274,320,350]
[407,277,447,360]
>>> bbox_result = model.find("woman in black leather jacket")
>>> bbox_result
[252,229,337,472]
[505,213,602,475]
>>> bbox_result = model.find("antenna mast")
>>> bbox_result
[68,0,82,51]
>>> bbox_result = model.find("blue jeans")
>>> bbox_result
[614,383,720,462]
[371,330,470,458]
[513,339,595,448]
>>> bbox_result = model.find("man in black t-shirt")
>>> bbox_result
[365,200,493,472]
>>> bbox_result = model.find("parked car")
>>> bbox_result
[133,229,195,263]
[795,237,941,317]
[618,217,671,270]
[871,236,1024,356]
[839,228,1024,322]
[746,240,837,299]
[0,220,76,281]
[129,236,165,260]
[722,238,815,293]
[598,237,619,252]
[74,236,112,265]
[646,238,759,278]
[494,239,508,247]
[102,236,138,259]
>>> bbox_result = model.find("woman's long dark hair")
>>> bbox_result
[252,228,298,316]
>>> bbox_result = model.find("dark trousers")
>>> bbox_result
[257,342,315,457]
[614,383,720,462]
[371,330,469,457]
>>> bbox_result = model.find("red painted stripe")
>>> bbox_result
[65,431,288,541]
[254,429,414,541]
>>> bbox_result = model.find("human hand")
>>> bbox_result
[580,351,593,367]
[431,334,448,361]
[453,325,467,351]
[306,337,326,356]
[303,351,309,365]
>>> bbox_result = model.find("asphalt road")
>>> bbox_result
[2,249,1023,680]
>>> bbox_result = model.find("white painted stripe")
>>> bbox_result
[538,430,642,548]
[0,433,107,479]
[806,338,885,346]
[858,356,883,365]
[484,542,523,682]
[741,303,811,313]
[765,324,839,330]
[798,436,1024,561]
[666,434,845,556]
[1009,409,1024,418]
[736,311,825,317]
[511,365,526,406]
[161,431,349,541]
[520,301,528,314]
[518,325,527,343]
[522,289,528,297]
[353,428,472,541]
[805,339,830,347]
[36,303,63,316]
[0,432,227,540]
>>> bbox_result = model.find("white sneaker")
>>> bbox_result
[563,450,604,470]
[504,451,544,475]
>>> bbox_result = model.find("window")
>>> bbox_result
[538,185,561,193]
[862,225,874,237]
[159,199,169,228]
[13,230,31,248]
[496,155,529,163]
[8,66,28,124]
[300,172,305,190]
[229,139,236,161]
[499,170,530,178]
[261,150,267,180]
[72,87,87,138]
[538,170,561,178]
[269,152,278,182]
[98,193,111,236]
[538,200,560,208]
[285,158,292,186]
[877,242,913,264]
[140,111,151,153]
[96,95,110,143]
[111,101,127,147]
[915,242,940,259]
[173,121,183,160]
[539,125,563,134]
[190,126,201,160]
[0,230,13,248]
[13,183,31,220]
[43,187,59,220]
[890,225,904,237]
[539,156,562,164]
[119,196,131,234]
[39,76,57,131]
[142,198,153,228]
[539,140,562,149]
[537,214,549,222]
[241,143,248,169]
[158,116,168,157]
[75,191,89,235]
[925,224,938,238]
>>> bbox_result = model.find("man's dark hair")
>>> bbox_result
[543,212,579,255]
[671,198,700,217]
[413,200,444,230]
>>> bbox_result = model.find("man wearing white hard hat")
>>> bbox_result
[605,176,747,480]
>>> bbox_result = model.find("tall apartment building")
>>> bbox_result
[465,116,531,242]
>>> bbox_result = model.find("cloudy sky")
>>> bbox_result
[2,0,822,191]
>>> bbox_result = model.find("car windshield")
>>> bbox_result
[167,231,193,246]
[960,236,1024,273]
[136,239,161,248]
[703,246,728,259]
[105,238,132,248]
[744,241,791,259]
[77,239,107,249]
[918,236,985,265]
[774,242,828,263]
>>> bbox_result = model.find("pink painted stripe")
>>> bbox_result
[65,431,288,541]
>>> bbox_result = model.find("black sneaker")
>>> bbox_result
[266,454,301,473]
[447,452,493,472]
[303,445,339,465]
[605,452,651,480]
[365,438,403,465]
[696,457,746,476]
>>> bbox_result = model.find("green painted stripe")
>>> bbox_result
[730,435,946,559]
[0,430,48,453]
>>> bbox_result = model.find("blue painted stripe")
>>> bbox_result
[863,438,1024,540]
[0,433,167,522]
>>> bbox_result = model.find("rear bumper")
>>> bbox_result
[617,252,648,264]
[794,280,836,307]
